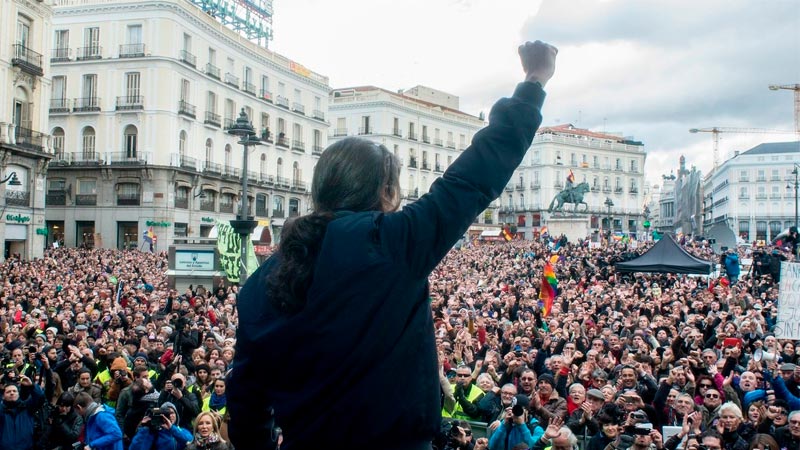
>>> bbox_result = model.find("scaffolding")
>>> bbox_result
[188,0,273,47]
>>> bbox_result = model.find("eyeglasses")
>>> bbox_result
[456,373,471,378]
[699,383,714,388]
[789,420,800,425]
[704,393,720,398]
[500,391,516,396]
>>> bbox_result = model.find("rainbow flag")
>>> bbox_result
[539,262,558,317]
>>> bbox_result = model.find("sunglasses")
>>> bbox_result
[704,393,720,398]
[699,384,714,388]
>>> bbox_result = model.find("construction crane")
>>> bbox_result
[688,127,795,171]
[769,83,800,134]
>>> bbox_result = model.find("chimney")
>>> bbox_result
[734,151,740,157]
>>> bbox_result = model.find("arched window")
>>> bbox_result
[179,131,187,157]
[224,144,232,169]
[51,127,65,158]
[124,125,137,158]
[292,161,300,185]
[276,157,283,180]
[260,153,267,176]
[205,139,213,162]
[82,127,96,160]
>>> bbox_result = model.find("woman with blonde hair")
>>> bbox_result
[185,411,232,450]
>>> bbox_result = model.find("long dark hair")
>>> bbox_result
[267,137,400,313]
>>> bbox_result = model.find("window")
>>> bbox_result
[79,179,96,195]
[294,88,301,103]
[205,139,213,162]
[224,144,232,168]
[244,66,252,85]
[615,158,621,170]
[289,198,300,217]
[293,123,302,142]
[361,116,371,134]
[126,72,141,100]
[179,131,187,157]
[260,153,267,174]
[124,125,137,158]
[54,29,69,52]
[206,91,216,113]
[82,127,96,159]
[17,15,31,48]
[276,157,283,179]
[82,74,97,99]
[273,195,284,213]
[182,33,191,52]
[52,76,66,100]
[261,75,270,93]
[84,27,100,52]
[630,160,637,172]
[180,79,189,102]
[126,24,142,44]
[292,161,301,185]
[740,187,748,198]
[52,127,65,157]
[208,48,216,64]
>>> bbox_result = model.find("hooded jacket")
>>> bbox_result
[83,401,123,450]
[129,401,192,450]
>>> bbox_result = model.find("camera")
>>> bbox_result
[509,397,525,418]
[632,423,653,435]
[171,378,183,390]
[148,407,164,430]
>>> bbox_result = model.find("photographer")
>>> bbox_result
[130,402,192,450]
[41,392,84,450]
[0,375,45,450]
[158,373,199,430]
[488,397,544,450]
[601,409,664,450]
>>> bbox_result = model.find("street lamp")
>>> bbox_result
[1,171,21,186]
[791,164,799,230]
[227,108,263,284]
[604,197,614,241]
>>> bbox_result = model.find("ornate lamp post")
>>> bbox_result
[227,109,263,284]
[604,197,614,242]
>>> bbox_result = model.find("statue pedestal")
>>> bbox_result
[545,215,591,242]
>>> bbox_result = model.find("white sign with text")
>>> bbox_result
[775,262,800,340]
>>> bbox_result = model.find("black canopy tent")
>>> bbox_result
[614,234,713,274]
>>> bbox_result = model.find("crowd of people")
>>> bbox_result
[0,227,797,450]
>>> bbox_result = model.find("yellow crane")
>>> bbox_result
[769,83,800,133]
[688,127,795,171]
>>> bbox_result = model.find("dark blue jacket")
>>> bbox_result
[229,81,546,450]
[0,384,44,450]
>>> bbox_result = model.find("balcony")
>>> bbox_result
[259,174,274,185]
[555,182,564,189]
[516,183,525,191]
[408,131,418,141]
[446,141,456,149]
[629,188,639,194]
[332,128,347,137]
[770,194,782,199]
[256,203,268,217]
[200,199,215,212]
[292,103,305,114]
[73,97,101,113]
[71,151,103,165]
[5,190,31,207]
[223,165,240,178]
[75,194,97,205]
[756,193,767,200]
[406,188,420,199]
[602,186,611,193]
[358,127,372,135]
[739,194,750,200]
[174,197,189,209]
[275,176,291,189]
[291,180,307,191]
[14,127,45,152]
[392,128,402,137]
[108,151,149,166]
[77,46,102,60]
[275,95,289,108]
[178,100,196,118]
[243,81,256,95]
[220,203,234,214]
[434,164,443,173]
[312,109,325,121]
[259,89,272,102]
[117,194,140,206]
[46,191,67,206]
[51,47,71,62]
[291,140,305,152]
[272,209,285,218]
[50,98,69,114]
[223,118,236,130]
[434,138,443,146]
[12,44,44,76]
[312,145,323,156]
[260,128,273,143]
[276,135,289,148]
[739,177,749,182]
[179,50,196,67]
[205,63,221,79]
[591,186,600,192]
[119,43,145,58]
[408,157,417,168]
[116,96,144,111]
[203,161,222,175]
[224,73,239,87]
[421,162,430,171]
[530,183,541,190]
[204,111,221,127]
[614,187,624,194]
[422,135,430,144]
[179,155,198,171]
[757,177,766,182]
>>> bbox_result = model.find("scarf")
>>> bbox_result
[209,392,226,411]
[194,432,220,447]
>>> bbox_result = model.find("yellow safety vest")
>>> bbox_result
[442,383,483,419]
[202,396,227,416]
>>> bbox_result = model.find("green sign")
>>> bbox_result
[35,228,48,236]
[146,220,171,227]
[643,220,651,229]
[215,220,258,283]
[201,217,215,223]
[6,214,30,223]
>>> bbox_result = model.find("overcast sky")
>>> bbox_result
[269,0,800,187]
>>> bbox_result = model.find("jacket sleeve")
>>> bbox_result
[770,374,800,410]
[171,425,194,448]
[89,411,124,449]
[488,421,508,449]
[381,82,546,278]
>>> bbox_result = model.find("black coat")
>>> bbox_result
[228,81,547,450]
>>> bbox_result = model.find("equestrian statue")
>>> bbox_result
[548,181,590,213]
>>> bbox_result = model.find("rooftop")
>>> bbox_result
[739,141,800,156]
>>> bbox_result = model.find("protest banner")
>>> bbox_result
[775,262,800,340]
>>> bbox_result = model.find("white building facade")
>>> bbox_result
[501,125,648,240]
[327,85,494,233]
[0,0,54,260]
[701,141,799,243]
[46,0,330,251]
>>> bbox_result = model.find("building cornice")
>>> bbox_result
[330,100,484,130]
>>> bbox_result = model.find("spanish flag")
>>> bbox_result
[502,226,513,242]
[538,262,558,317]
[567,169,575,184]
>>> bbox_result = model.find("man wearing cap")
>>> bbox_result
[566,388,605,441]
[132,353,158,383]
[777,362,799,396]
[529,373,567,427]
